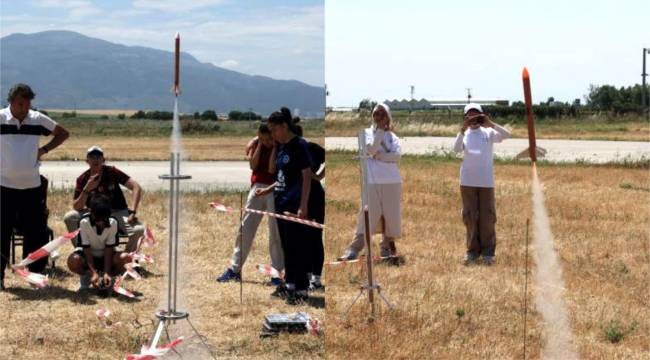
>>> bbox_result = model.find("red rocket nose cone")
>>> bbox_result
[522,67,529,79]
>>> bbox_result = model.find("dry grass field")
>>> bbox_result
[324,152,649,359]
[45,109,140,116]
[0,191,324,359]
[325,111,650,141]
[39,136,325,161]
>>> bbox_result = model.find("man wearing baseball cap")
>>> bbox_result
[453,103,511,265]
[63,145,144,252]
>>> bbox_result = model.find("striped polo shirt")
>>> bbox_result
[0,107,57,189]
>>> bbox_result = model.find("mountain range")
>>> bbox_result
[0,31,324,116]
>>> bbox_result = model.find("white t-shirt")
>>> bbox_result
[364,127,401,184]
[79,217,119,257]
[454,125,511,188]
[0,107,57,189]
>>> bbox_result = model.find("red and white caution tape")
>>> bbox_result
[144,226,156,246]
[256,264,283,279]
[15,230,79,268]
[12,267,49,288]
[96,308,122,328]
[209,201,234,213]
[324,256,364,267]
[124,263,142,281]
[121,249,154,264]
[244,208,324,229]
[124,337,184,360]
[307,318,323,336]
[125,253,154,264]
[134,236,145,254]
[208,202,324,229]
[115,235,150,297]
[325,255,400,267]
[113,275,135,298]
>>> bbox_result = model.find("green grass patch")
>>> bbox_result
[326,150,650,169]
[52,114,323,138]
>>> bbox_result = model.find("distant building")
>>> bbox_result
[327,106,357,112]
[384,98,509,110]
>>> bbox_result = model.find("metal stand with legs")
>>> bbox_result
[147,153,215,359]
[343,129,394,320]
[145,34,214,358]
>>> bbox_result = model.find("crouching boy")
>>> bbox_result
[67,194,127,290]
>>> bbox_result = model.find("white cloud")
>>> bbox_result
[132,0,225,13]
[218,59,239,69]
[33,0,89,7]
[3,2,324,86]
[32,0,100,17]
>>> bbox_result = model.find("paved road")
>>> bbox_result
[40,137,650,190]
[41,161,251,191]
[326,137,650,163]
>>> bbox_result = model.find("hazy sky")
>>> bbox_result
[326,0,650,107]
[0,0,324,87]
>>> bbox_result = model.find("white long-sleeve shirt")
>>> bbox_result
[364,127,401,184]
[453,124,511,188]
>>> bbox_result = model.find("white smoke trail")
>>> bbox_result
[531,164,579,359]
[171,98,183,155]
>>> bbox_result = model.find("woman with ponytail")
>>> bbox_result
[255,107,315,305]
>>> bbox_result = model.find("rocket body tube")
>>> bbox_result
[522,67,537,162]
[174,33,180,96]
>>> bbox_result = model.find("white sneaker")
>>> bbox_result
[463,253,478,266]
[337,249,358,261]
[50,250,60,260]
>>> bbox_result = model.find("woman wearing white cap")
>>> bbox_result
[338,103,402,260]
[454,103,511,265]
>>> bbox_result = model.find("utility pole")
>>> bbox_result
[643,48,649,116]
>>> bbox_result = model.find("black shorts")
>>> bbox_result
[73,249,120,274]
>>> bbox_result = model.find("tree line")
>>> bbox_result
[358,83,649,118]
[129,110,262,121]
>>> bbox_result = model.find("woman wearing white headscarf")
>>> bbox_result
[338,103,402,260]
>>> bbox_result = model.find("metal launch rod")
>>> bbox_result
[343,128,394,320]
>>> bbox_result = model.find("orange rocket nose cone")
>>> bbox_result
[522,67,529,79]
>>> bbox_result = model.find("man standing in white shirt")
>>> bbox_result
[453,103,511,265]
[0,84,69,290]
